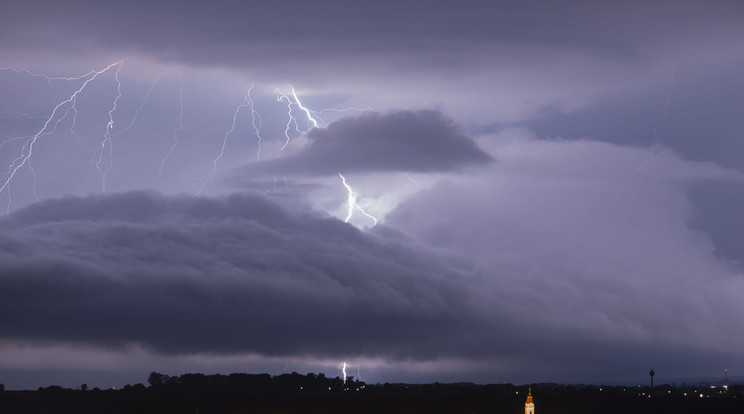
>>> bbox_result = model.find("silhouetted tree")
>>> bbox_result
[0,383,4,392]
[80,383,88,391]
[148,371,170,387]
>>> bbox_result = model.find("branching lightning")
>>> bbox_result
[338,172,378,225]
[152,73,184,184]
[1,68,381,223]
[288,84,319,129]
[0,66,97,83]
[0,61,123,211]
[0,135,33,151]
[275,84,371,153]
[276,89,300,153]
[93,62,124,192]
[0,110,46,121]
[246,85,264,161]
[273,86,381,226]
[113,74,163,138]
[275,83,320,154]
[312,106,373,127]
[197,89,253,195]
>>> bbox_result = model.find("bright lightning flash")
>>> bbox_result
[275,83,320,154]
[338,172,378,225]
[289,84,318,129]
[342,361,347,385]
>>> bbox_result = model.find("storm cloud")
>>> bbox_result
[389,129,744,351]
[1,0,743,390]
[0,191,486,358]
[236,109,492,177]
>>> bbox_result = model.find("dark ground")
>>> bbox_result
[1,372,742,413]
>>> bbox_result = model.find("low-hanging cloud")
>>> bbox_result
[387,130,744,357]
[0,191,492,360]
[233,109,492,178]
[2,130,744,384]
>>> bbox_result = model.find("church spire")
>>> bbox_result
[524,387,535,414]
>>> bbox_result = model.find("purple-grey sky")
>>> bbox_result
[1,0,743,389]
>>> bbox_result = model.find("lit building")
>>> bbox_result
[524,387,535,414]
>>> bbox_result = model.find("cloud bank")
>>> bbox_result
[2,132,743,386]
[0,191,484,358]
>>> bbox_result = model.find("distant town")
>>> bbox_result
[2,371,742,413]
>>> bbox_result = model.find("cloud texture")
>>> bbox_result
[2,132,743,386]
[238,110,492,177]
[0,191,483,358]
[1,0,743,390]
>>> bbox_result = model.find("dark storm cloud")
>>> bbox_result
[0,191,495,359]
[235,110,491,177]
[2,181,740,384]
[3,1,741,68]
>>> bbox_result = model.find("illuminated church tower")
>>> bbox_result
[524,388,535,414]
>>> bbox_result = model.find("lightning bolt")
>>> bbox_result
[0,110,46,121]
[288,84,319,129]
[0,67,113,152]
[276,89,300,153]
[0,66,98,83]
[404,173,423,189]
[0,135,33,151]
[2,68,380,219]
[276,83,320,154]
[152,73,184,184]
[2,109,77,208]
[67,100,84,148]
[113,74,163,138]
[338,172,378,225]
[342,361,347,385]
[275,84,373,157]
[0,61,123,211]
[245,85,264,161]
[312,106,374,127]
[197,89,252,195]
[269,176,278,193]
[92,62,124,192]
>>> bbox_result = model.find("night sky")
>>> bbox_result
[1,0,743,390]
